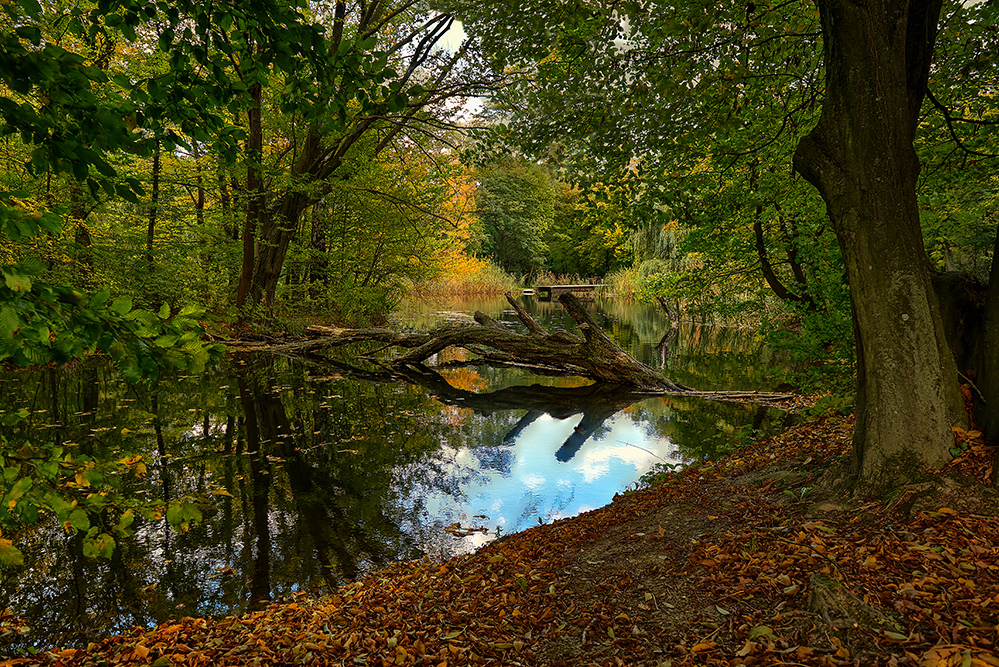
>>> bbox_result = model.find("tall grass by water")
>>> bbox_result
[532,271,599,286]
[605,266,643,298]
[409,261,520,299]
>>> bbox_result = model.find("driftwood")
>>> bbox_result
[232,292,791,401]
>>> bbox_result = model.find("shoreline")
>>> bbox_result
[4,413,997,666]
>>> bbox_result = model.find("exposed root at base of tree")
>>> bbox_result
[5,415,998,666]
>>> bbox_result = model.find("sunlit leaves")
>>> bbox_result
[66,508,90,532]
[0,536,24,567]
[0,267,222,380]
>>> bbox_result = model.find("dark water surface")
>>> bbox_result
[1,296,789,650]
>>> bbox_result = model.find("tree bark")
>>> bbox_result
[792,0,966,495]
[249,191,308,313]
[236,79,263,312]
[146,139,161,268]
[68,182,93,290]
[977,225,999,481]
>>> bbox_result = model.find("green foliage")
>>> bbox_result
[763,304,855,394]
[635,460,684,489]
[278,149,461,323]
[918,164,999,279]
[462,0,999,407]
[631,260,680,303]
[0,257,222,381]
[475,158,556,278]
[544,183,632,277]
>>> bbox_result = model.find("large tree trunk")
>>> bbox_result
[248,192,309,313]
[792,0,966,495]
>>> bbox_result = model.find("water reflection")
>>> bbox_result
[1,297,789,651]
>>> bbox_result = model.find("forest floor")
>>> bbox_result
[3,411,999,667]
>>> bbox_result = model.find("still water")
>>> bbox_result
[0,295,788,649]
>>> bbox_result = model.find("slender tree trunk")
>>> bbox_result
[236,80,263,312]
[190,142,210,292]
[68,182,93,289]
[793,0,965,495]
[191,142,206,229]
[146,139,161,267]
[309,205,329,299]
[218,156,232,217]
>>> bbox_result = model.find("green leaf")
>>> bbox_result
[7,476,33,503]
[111,295,133,315]
[89,288,110,309]
[49,493,73,520]
[82,537,99,558]
[83,467,104,487]
[0,306,20,337]
[114,509,135,535]
[115,184,140,203]
[3,270,32,293]
[386,91,409,113]
[177,303,202,317]
[68,508,91,531]
[154,334,178,348]
[166,500,182,528]
[17,257,45,274]
[93,532,115,558]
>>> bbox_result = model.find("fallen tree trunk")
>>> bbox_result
[232,293,792,401]
[256,293,689,391]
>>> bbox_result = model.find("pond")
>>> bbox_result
[0,295,790,651]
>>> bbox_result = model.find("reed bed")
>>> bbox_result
[408,263,520,299]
